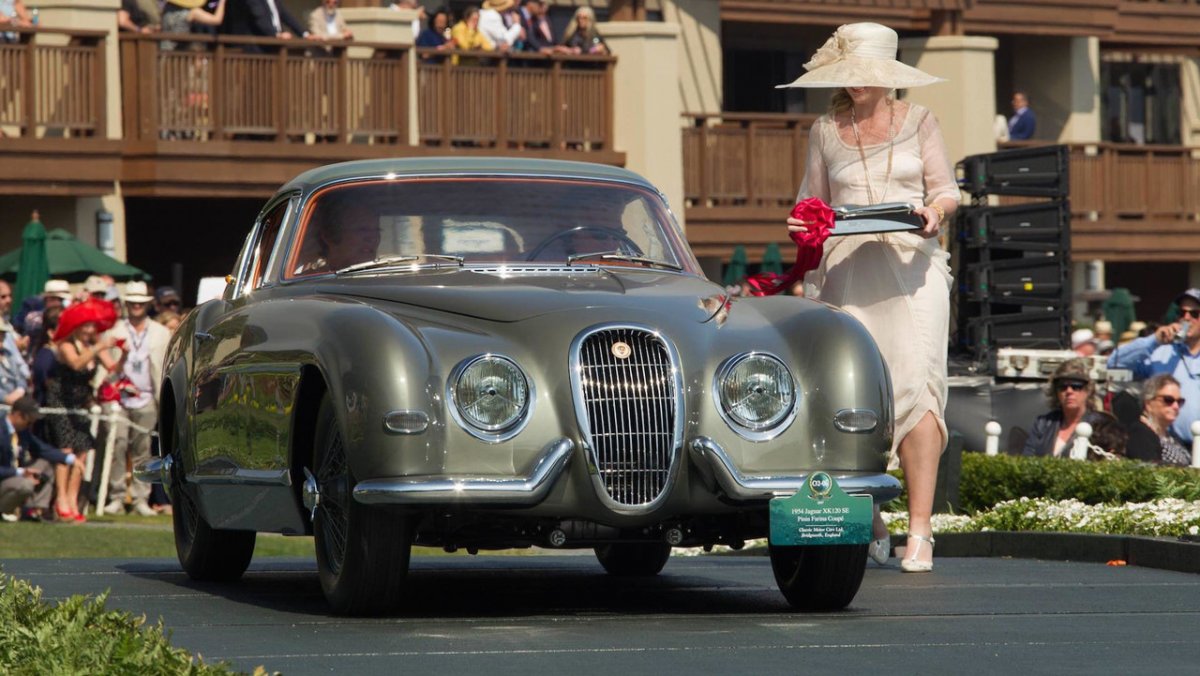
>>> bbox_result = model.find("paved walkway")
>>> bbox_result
[6,555,1198,674]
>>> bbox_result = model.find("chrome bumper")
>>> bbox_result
[133,455,173,485]
[352,437,575,505]
[688,436,902,505]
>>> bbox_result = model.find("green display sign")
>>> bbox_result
[768,472,873,546]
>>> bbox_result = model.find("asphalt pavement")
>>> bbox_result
[5,553,1199,675]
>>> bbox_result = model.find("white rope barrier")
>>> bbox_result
[2,402,159,516]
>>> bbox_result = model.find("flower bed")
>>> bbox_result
[884,497,1200,538]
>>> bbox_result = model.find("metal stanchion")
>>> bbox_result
[1190,421,1200,469]
[94,402,121,516]
[984,421,1002,456]
[1070,421,1093,461]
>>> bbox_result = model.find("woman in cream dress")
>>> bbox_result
[781,23,959,572]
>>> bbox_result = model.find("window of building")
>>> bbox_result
[1101,55,1183,146]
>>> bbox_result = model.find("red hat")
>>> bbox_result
[54,298,118,342]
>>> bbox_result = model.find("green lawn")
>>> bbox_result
[0,513,531,559]
[0,516,316,559]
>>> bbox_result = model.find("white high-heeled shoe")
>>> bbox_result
[900,533,935,573]
[868,535,891,565]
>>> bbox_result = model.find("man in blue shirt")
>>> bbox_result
[1008,91,1037,141]
[1108,287,1200,443]
[1,397,76,520]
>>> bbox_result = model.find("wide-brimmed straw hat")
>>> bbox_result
[483,0,515,11]
[123,281,154,304]
[776,23,944,90]
[54,298,118,342]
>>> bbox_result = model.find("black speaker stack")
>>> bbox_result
[951,145,1072,369]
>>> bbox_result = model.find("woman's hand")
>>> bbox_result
[786,216,812,234]
[913,205,942,239]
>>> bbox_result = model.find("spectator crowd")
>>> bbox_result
[116,0,609,56]
[0,276,185,524]
[1016,286,1200,468]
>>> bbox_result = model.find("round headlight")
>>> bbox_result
[715,353,796,437]
[451,355,530,440]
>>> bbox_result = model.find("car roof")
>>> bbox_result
[280,157,655,195]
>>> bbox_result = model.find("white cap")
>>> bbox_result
[1071,328,1096,349]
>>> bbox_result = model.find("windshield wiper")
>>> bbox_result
[566,251,683,271]
[336,253,464,275]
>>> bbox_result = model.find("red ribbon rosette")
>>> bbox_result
[744,197,835,297]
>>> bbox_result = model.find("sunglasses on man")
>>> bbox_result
[1180,308,1200,320]
[1055,380,1088,392]
[1156,395,1186,407]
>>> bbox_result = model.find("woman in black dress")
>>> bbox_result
[46,313,123,521]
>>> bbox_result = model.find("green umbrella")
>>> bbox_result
[761,242,784,276]
[1102,287,1137,336]
[12,215,50,318]
[723,245,748,287]
[0,228,150,284]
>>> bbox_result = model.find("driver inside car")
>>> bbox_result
[315,202,383,272]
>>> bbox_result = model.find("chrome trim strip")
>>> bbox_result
[711,352,799,442]
[568,323,684,515]
[187,469,293,486]
[352,437,574,505]
[688,436,902,505]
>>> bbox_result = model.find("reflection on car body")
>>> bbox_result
[137,157,900,615]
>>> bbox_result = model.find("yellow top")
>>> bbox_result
[450,22,494,51]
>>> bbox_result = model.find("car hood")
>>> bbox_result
[323,268,727,322]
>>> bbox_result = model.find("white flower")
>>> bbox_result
[1190,525,1199,536]
[803,30,849,71]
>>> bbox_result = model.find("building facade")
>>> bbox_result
[2,0,1198,316]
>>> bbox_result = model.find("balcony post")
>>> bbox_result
[341,6,418,145]
[33,0,122,139]
[599,21,685,227]
[21,32,35,137]
[898,34,999,165]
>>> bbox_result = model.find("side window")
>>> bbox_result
[227,229,258,300]
[245,199,291,292]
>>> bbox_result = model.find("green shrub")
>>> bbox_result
[885,453,1200,515]
[0,572,249,675]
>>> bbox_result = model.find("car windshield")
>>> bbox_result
[285,177,699,278]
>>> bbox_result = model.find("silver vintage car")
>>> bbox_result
[139,158,900,615]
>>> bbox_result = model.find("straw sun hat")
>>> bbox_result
[777,22,944,90]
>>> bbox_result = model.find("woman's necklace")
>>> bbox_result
[1141,413,1165,437]
[850,99,895,205]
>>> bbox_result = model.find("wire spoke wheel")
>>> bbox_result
[316,422,350,575]
[312,392,414,615]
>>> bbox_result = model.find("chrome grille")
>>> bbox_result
[574,327,679,508]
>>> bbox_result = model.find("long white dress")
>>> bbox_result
[798,102,960,466]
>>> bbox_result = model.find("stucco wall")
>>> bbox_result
[661,0,722,115]
[1009,35,1100,143]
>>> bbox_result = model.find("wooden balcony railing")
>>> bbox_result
[684,123,1200,262]
[0,27,107,139]
[682,112,818,209]
[119,34,409,144]
[416,48,614,150]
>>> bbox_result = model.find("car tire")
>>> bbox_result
[769,543,868,611]
[594,542,672,576]
[172,459,257,582]
[313,394,413,615]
